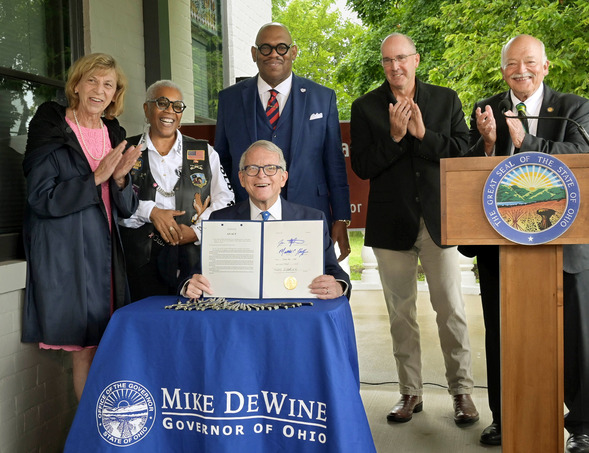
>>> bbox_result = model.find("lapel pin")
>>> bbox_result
[547,107,554,112]
[300,88,306,93]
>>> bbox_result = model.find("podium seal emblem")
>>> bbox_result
[482,152,580,245]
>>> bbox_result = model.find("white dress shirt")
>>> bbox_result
[257,74,293,115]
[249,197,282,221]
[119,129,234,243]
[508,84,544,154]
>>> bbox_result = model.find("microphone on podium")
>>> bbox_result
[497,98,589,147]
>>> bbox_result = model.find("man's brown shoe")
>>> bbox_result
[386,395,423,423]
[453,394,479,426]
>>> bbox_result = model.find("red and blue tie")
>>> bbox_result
[266,89,279,130]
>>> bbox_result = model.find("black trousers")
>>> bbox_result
[126,241,177,302]
[475,246,501,425]
[564,270,589,435]
[476,246,589,434]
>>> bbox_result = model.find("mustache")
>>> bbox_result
[510,71,535,79]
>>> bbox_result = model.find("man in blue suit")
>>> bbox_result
[182,140,350,300]
[214,22,351,262]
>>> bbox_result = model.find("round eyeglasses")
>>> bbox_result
[256,43,292,56]
[147,96,186,113]
[241,164,283,177]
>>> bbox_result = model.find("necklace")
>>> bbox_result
[154,184,176,198]
[73,109,106,161]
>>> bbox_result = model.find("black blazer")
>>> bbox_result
[465,84,589,273]
[350,79,469,250]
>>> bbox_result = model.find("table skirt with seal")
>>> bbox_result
[64,296,376,452]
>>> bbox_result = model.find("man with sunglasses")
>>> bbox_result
[182,140,350,300]
[120,80,234,301]
[214,22,352,264]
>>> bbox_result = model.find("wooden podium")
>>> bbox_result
[441,154,589,453]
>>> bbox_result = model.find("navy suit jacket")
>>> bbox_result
[465,83,589,273]
[214,74,351,225]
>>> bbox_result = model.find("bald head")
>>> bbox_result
[255,23,292,45]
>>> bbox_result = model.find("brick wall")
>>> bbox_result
[0,262,77,453]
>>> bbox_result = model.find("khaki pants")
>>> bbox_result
[373,218,474,396]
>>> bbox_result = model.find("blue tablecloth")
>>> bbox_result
[65,296,375,452]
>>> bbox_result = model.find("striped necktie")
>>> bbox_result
[516,102,529,133]
[266,89,279,130]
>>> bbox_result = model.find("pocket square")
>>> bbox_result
[309,112,323,120]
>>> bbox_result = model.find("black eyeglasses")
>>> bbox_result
[256,43,292,56]
[147,96,186,113]
[241,164,283,177]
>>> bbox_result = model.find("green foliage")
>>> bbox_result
[348,230,364,280]
[276,0,589,122]
[342,0,589,119]
[426,0,589,117]
[273,0,365,119]
[336,0,451,96]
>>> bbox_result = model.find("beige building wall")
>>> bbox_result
[84,0,147,135]
[169,0,196,126]
[223,0,272,85]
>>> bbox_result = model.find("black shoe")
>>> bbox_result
[567,434,589,453]
[480,422,501,446]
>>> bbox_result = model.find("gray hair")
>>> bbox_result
[501,35,548,69]
[239,140,287,171]
[381,33,417,54]
[145,79,183,102]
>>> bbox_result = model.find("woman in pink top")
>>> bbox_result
[22,53,142,400]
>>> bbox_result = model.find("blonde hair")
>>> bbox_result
[65,53,128,119]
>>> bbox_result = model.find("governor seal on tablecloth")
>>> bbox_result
[96,380,156,447]
[483,152,580,245]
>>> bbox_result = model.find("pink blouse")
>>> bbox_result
[43,118,115,351]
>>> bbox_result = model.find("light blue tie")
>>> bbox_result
[261,211,270,221]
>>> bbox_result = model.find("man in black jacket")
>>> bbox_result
[350,33,478,426]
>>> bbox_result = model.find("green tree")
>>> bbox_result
[343,0,589,117]
[273,0,365,119]
[336,0,450,98]
[426,0,589,114]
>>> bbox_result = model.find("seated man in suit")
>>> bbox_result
[182,140,350,299]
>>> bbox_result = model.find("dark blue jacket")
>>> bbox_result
[22,102,138,346]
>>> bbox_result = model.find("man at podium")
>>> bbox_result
[461,34,589,451]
